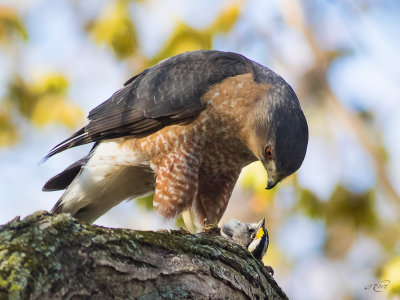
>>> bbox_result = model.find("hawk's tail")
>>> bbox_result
[40,128,92,163]
[42,156,89,191]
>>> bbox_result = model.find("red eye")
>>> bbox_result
[265,146,273,160]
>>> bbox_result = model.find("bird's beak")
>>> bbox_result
[266,174,279,190]
[254,218,266,240]
[257,218,265,229]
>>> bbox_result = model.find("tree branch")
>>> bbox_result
[0,211,287,299]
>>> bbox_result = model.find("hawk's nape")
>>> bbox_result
[42,50,308,226]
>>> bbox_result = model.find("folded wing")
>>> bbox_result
[42,50,255,161]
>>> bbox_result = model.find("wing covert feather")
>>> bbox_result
[43,50,256,160]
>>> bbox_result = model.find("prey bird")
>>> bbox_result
[222,218,273,275]
[221,218,269,261]
[42,50,308,228]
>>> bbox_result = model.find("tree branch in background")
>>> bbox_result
[276,0,400,214]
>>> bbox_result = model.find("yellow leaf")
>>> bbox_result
[208,3,241,34]
[33,74,68,95]
[0,6,28,43]
[31,95,84,128]
[0,111,19,147]
[381,256,400,296]
[148,22,211,66]
[7,73,70,120]
[7,76,37,118]
[326,186,377,229]
[148,3,242,67]
[88,0,137,59]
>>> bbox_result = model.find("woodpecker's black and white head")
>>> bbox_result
[221,218,269,261]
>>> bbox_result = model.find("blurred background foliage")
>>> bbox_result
[86,0,139,60]
[0,0,399,299]
[0,6,27,43]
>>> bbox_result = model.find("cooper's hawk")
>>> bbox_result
[42,50,308,226]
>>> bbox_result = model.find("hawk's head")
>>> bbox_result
[248,83,308,189]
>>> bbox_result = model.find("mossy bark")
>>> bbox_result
[0,211,288,300]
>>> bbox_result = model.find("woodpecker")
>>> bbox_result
[221,218,269,261]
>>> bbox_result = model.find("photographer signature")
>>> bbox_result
[365,280,390,292]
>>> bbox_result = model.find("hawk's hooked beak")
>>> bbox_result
[266,174,279,190]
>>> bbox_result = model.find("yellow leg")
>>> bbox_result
[182,209,195,233]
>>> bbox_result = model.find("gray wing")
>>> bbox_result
[42,50,255,161]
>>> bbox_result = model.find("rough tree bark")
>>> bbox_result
[0,211,288,300]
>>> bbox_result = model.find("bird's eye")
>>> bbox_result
[265,146,273,160]
[251,232,256,239]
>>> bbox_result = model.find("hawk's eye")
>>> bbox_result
[265,146,273,160]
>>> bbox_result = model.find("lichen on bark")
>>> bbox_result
[0,211,288,299]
